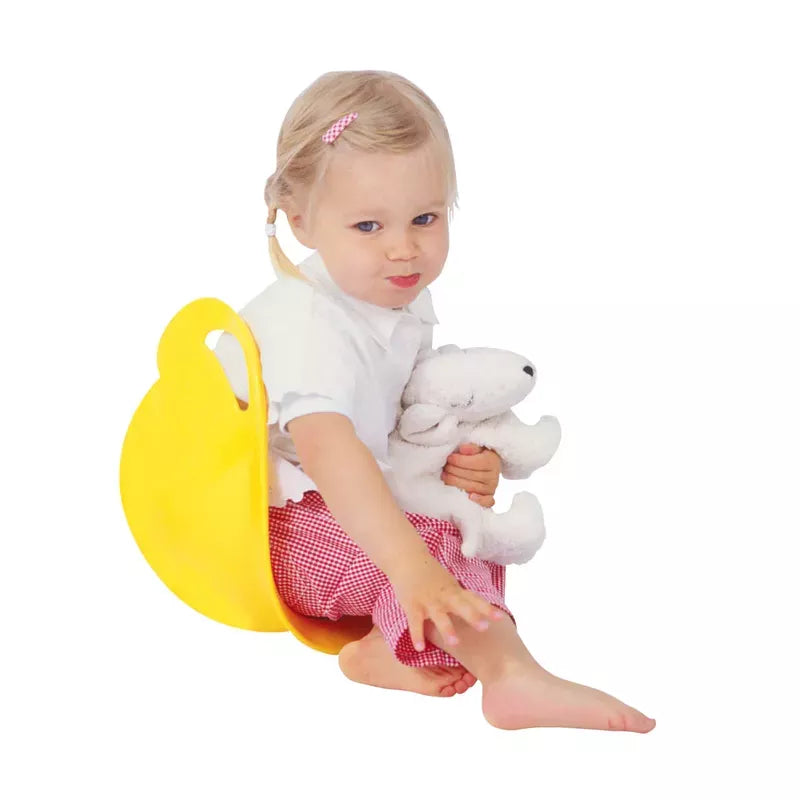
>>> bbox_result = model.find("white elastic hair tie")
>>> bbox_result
[265,222,276,237]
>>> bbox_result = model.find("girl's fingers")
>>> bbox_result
[430,608,459,646]
[441,472,491,495]
[453,596,491,630]
[409,613,425,652]
[443,464,494,483]
[467,592,503,622]
[447,451,492,469]
[468,594,498,626]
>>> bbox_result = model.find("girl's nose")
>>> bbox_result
[386,237,419,267]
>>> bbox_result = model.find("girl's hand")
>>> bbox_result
[441,443,501,508]
[390,554,505,652]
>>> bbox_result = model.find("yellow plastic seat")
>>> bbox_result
[119,298,373,653]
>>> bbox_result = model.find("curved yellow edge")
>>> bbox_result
[119,298,372,654]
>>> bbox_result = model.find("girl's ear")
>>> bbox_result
[283,198,315,249]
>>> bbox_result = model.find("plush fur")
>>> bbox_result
[386,344,561,566]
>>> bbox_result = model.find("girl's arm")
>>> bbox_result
[287,412,433,583]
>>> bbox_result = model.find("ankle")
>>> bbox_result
[480,655,537,686]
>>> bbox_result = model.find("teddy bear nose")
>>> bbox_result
[523,365,534,376]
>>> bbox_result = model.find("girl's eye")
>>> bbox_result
[414,213,437,226]
[355,221,379,233]
[353,214,437,234]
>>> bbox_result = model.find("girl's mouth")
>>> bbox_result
[388,274,420,288]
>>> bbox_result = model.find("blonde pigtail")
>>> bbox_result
[264,195,311,284]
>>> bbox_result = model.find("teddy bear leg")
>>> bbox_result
[478,492,547,565]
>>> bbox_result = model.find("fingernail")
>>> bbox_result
[416,641,425,651]
[477,620,489,631]
[447,635,459,646]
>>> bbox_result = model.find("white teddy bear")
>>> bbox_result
[386,344,561,566]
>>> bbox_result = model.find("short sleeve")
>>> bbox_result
[213,279,358,434]
[275,390,353,434]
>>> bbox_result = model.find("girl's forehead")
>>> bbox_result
[322,146,447,210]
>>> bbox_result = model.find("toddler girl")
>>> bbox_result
[214,70,655,732]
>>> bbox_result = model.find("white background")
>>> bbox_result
[2,1,799,798]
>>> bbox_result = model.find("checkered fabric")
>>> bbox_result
[268,490,515,668]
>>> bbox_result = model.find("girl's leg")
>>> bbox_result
[424,610,657,733]
[338,624,478,698]
[271,494,478,696]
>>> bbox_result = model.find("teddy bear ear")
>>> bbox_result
[435,344,462,355]
[415,347,438,363]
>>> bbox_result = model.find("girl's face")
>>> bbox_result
[289,141,450,308]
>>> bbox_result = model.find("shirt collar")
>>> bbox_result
[297,250,438,350]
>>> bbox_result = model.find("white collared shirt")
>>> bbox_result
[213,250,438,507]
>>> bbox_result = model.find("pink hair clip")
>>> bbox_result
[322,111,358,144]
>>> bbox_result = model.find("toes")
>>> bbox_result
[437,666,464,678]
[606,710,655,733]
[631,712,656,733]
[420,664,477,696]
[606,713,628,731]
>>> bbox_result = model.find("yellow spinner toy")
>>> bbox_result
[119,298,373,653]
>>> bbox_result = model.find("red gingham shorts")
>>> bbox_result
[268,490,515,668]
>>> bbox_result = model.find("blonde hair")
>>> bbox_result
[264,70,459,281]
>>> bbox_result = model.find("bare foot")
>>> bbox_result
[481,664,656,733]
[338,625,477,697]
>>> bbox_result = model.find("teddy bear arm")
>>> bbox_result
[477,412,555,479]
